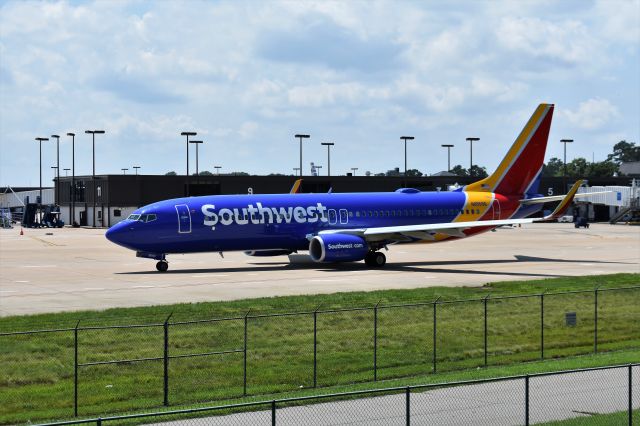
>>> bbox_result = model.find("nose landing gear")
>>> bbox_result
[156,260,169,272]
[364,251,386,267]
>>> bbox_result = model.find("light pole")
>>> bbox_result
[85,130,105,227]
[133,166,141,175]
[214,166,222,175]
[51,135,60,204]
[181,131,197,196]
[189,140,203,187]
[441,144,454,172]
[400,136,414,176]
[321,142,335,176]
[561,139,574,191]
[121,168,128,175]
[51,166,59,187]
[293,167,300,176]
[294,134,310,177]
[35,137,49,208]
[466,137,479,172]
[351,167,358,176]
[63,168,70,177]
[66,133,76,225]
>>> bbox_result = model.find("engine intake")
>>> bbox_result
[309,234,368,263]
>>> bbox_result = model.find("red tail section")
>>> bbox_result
[465,104,554,196]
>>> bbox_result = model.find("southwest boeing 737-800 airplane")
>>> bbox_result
[106,103,594,272]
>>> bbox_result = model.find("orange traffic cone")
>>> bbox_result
[20,227,23,236]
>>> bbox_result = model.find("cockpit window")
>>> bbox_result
[127,213,157,222]
[143,214,157,222]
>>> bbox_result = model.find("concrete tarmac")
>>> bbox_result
[0,223,638,316]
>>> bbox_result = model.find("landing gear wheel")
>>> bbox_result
[364,251,386,268]
[372,251,386,267]
[364,251,375,266]
[156,261,169,272]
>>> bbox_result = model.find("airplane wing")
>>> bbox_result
[318,181,584,243]
[319,217,535,242]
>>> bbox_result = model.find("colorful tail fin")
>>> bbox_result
[465,103,554,196]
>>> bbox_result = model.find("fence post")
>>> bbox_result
[540,292,545,360]
[97,417,102,426]
[163,313,172,407]
[484,295,489,368]
[629,365,632,426]
[525,375,530,426]
[594,286,600,354]
[272,400,276,426]
[313,306,319,388]
[74,319,81,417]
[433,297,440,374]
[406,386,411,426]
[374,300,380,381]
[243,309,250,397]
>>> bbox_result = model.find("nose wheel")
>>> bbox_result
[364,251,386,268]
[156,260,169,272]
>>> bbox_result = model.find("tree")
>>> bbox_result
[607,140,640,165]
[587,160,617,177]
[542,157,564,177]
[468,165,488,178]
[566,158,589,178]
[165,171,177,176]
[405,168,423,177]
[450,165,468,177]
[198,171,213,176]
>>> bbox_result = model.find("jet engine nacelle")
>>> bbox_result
[244,249,294,257]
[309,234,368,263]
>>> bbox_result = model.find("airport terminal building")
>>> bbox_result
[42,174,636,227]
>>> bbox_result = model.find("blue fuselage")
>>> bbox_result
[105,190,541,256]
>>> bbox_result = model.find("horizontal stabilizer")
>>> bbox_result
[520,190,611,205]
[538,180,583,221]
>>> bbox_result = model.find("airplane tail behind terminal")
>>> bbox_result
[464,103,554,196]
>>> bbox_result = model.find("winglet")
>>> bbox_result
[539,180,583,221]
[290,179,302,194]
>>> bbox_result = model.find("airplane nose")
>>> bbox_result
[105,222,128,246]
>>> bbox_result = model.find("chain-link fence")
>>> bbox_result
[2,286,639,423]
[33,364,639,426]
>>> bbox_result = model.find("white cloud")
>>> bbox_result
[0,0,637,182]
[594,0,640,44]
[496,17,599,66]
[562,98,619,130]
[287,83,365,108]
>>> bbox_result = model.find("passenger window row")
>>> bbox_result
[353,208,481,218]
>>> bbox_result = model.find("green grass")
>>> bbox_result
[541,409,639,425]
[0,273,638,424]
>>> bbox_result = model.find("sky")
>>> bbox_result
[0,0,639,186]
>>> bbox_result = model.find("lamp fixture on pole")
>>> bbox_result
[85,130,105,227]
[441,144,454,172]
[294,134,310,177]
[181,131,197,196]
[321,142,335,176]
[400,136,414,176]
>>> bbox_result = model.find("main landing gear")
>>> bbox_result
[156,260,169,272]
[364,251,386,268]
